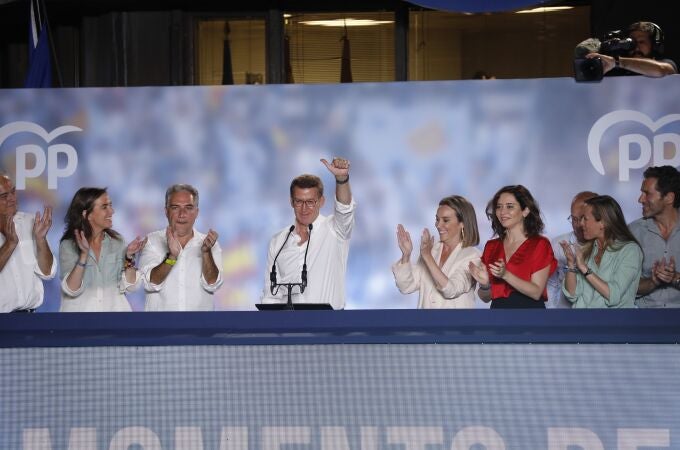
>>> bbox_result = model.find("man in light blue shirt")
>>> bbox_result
[629,166,680,307]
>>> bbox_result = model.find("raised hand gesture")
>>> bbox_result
[574,246,588,273]
[0,214,18,245]
[321,157,350,180]
[559,240,578,268]
[166,227,182,258]
[32,206,53,241]
[396,224,412,262]
[419,228,435,261]
[201,229,218,253]
[126,236,147,259]
[74,229,90,254]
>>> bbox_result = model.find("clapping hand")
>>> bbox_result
[420,228,434,261]
[166,227,182,258]
[560,240,588,272]
[32,206,52,240]
[396,224,412,261]
[0,214,18,245]
[488,259,507,280]
[653,256,676,284]
[468,260,490,286]
[74,229,90,254]
[126,236,147,259]
[559,240,577,267]
[201,229,218,253]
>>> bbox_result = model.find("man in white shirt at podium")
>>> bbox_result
[260,157,356,310]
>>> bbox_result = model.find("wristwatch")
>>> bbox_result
[614,55,620,68]
[582,267,593,277]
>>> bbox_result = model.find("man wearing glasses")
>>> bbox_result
[0,173,55,313]
[547,191,598,308]
[260,158,356,310]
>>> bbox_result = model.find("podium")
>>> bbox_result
[255,303,333,311]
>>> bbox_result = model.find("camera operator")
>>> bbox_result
[586,21,677,78]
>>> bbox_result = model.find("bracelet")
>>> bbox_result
[614,54,620,68]
[478,283,490,290]
[76,260,87,267]
[582,268,593,277]
[164,252,177,266]
[335,175,350,185]
[565,265,579,273]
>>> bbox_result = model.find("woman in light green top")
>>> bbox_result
[59,187,146,312]
[560,195,642,308]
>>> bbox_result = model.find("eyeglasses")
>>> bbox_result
[293,198,318,209]
[567,215,582,224]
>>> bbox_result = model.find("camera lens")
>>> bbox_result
[574,57,603,82]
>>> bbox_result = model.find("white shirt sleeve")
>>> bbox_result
[139,232,167,292]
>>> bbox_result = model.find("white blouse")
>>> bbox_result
[392,242,481,309]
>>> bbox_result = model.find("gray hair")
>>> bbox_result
[165,184,199,208]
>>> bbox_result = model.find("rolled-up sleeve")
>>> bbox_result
[117,243,142,293]
[119,270,142,293]
[561,242,642,307]
[139,233,166,292]
[392,261,420,295]
[37,262,56,280]
[332,197,356,240]
[35,249,57,280]
[562,279,579,303]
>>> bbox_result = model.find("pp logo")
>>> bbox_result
[0,121,82,189]
[588,110,680,181]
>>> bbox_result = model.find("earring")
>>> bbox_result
[460,227,465,241]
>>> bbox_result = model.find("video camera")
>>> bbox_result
[599,30,636,55]
[573,30,636,82]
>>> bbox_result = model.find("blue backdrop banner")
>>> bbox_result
[1,76,679,310]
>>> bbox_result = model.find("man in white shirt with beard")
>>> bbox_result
[260,158,356,310]
[0,173,56,313]
[140,184,223,311]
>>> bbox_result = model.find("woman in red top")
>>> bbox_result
[469,185,557,308]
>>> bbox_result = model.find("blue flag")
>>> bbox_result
[24,0,52,88]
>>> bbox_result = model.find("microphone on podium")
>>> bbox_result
[270,225,295,294]
[301,224,313,293]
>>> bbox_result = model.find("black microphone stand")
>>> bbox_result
[279,282,305,310]
[269,224,312,311]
